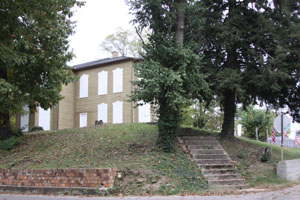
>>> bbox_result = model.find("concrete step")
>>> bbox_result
[191,149,226,155]
[179,135,247,189]
[181,136,216,140]
[214,184,248,189]
[188,145,223,150]
[185,141,219,145]
[195,159,231,165]
[208,179,245,186]
[200,164,236,171]
[205,173,242,180]
[201,168,238,176]
[193,154,228,159]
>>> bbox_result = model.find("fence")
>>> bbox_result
[267,137,300,149]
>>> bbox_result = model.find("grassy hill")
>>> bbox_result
[0,124,207,195]
[220,137,300,188]
[1,124,300,195]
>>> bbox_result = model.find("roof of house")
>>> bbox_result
[72,56,141,71]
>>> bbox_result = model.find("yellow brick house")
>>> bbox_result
[16,55,154,131]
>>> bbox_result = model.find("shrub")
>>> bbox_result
[0,137,21,151]
[11,128,23,137]
[30,126,44,132]
[240,105,275,139]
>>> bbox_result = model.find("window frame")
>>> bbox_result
[79,74,89,98]
[98,71,108,95]
[113,68,123,93]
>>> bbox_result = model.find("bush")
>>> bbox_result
[11,128,23,137]
[30,126,44,132]
[240,105,275,139]
[0,137,21,151]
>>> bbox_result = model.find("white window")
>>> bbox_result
[98,71,108,95]
[112,101,123,124]
[79,113,87,128]
[38,107,50,131]
[138,101,151,123]
[20,105,29,132]
[79,74,89,98]
[98,103,108,123]
[113,68,123,93]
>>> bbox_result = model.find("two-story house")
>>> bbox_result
[16,54,154,131]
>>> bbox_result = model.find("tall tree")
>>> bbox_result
[0,0,84,139]
[128,0,210,151]
[100,27,144,57]
[195,0,300,138]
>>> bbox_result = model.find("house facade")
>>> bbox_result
[16,56,154,131]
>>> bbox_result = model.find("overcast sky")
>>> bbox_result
[69,0,134,65]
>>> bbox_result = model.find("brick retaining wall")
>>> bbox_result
[0,168,117,188]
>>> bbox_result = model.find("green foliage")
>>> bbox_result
[238,137,300,162]
[240,105,275,139]
[128,0,211,151]
[181,106,194,127]
[100,27,145,57]
[194,0,300,137]
[150,149,208,195]
[0,137,21,151]
[132,43,210,151]
[10,128,23,137]
[181,100,223,131]
[0,0,84,137]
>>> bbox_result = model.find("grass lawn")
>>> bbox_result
[0,123,208,195]
[219,136,300,188]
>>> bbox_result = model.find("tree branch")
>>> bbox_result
[135,27,146,46]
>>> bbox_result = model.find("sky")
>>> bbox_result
[69,0,134,65]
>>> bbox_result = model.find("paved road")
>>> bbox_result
[1,185,300,200]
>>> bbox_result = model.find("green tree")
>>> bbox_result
[240,105,275,139]
[100,27,144,57]
[128,0,211,151]
[0,0,84,139]
[195,0,300,138]
[181,99,223,131]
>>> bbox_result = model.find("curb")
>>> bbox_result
[0,185,108,195]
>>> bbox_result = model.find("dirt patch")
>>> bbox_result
[112,167,170,195]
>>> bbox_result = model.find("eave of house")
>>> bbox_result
[72,56,141,72]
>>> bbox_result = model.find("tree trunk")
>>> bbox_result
[176,0,185,45]
[221,90,236,138]
[0,112,11,140]
[155,0,186,152]
[156,100,181,152]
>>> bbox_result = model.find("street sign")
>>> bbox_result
[274,114,291,161]
[273,115,291,133]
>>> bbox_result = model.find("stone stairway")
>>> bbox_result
[178,134,247,189]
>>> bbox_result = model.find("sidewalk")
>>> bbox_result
[1,184,300,200]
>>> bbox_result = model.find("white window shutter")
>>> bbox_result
[79,74,89,98]
[38,107,50,130]
[112,101,123,124]
[98,71,108,95]
[79,113,87,128]
[20,105,29,132]
[98,103,108,123]
[138,101,151,123]
[113,68,123,93]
